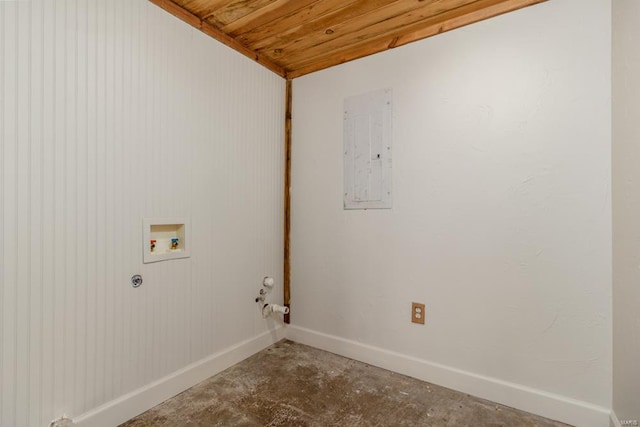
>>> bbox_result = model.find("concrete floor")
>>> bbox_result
[121,340,570,427]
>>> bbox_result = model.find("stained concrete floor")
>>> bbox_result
[121,340,570,427]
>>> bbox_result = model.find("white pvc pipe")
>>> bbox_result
[269,304,289,314]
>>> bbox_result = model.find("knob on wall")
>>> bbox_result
[131,275,143,288]
[263,276,275,287]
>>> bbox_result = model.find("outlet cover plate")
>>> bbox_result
[412,302,425,324]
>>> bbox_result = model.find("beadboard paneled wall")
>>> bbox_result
[0,1,285,426]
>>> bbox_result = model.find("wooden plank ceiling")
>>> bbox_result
[149,0,547,79]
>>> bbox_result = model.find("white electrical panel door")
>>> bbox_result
[344,88,392,209]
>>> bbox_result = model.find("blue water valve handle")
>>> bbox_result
[171,238,179,250]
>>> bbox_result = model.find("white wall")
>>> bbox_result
[0,1,285,426]
[290,0,611,425]
[612,1,640,425]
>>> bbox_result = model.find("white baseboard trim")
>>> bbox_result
[287,325,610,427]
[611,410,622,427]
[610,410,638,427]
[72,327,286,427]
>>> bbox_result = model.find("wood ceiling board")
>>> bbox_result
[204,0,280,28]
[286,0,547,78]
[148,0,548,79]
[258,0,475,62]
[269,0,482,66]
[247,0,417,53]
[239,0,368,50]
[223,0,320,36]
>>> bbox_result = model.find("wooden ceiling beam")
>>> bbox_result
[148,0,288,78]
[286,0,547,78]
